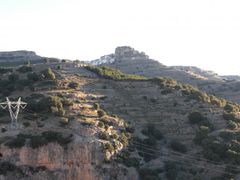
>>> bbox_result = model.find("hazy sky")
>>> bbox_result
[0,0,240,75]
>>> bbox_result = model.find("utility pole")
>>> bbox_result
[0,97,27,128]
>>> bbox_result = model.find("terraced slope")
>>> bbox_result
[1,63,240,180]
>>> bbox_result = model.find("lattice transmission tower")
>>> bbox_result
[0,97,27,128]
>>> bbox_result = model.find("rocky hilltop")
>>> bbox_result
[115,46,149,60]
[90,46,222,83]
[0,51,41,62]
[0,51,60,67]
[89,46,240,103]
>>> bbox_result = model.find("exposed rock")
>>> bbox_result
[0,141,101,180]
[0,51,41,62]
[115,46,149,60]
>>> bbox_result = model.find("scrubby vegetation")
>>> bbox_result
[0,67,58,96]
[5,135,26,148]
[169,139,187,153]
[27,72,40,81]
[26,95,65,116]
[138,168,162,180]
[188,111,213,129]
[0,161,24,177]
[141,124,163,140]
[4,131,73,149]
[16,65,32,73]
[86,66,229,108]
[41,68,56,80]
[188,111,206,124]
[85,66,147,80]
[68,82,80,89]
[164,161,179,180]
[0,67,12,74]
[97,109,106,118]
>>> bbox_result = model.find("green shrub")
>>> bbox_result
[55,108,65,117]
[151,77,178,88]
[61,98,74,106]
[0,68,12,74]
[161,89,173,95]
[68,82,80,89]
[1,128,7,133]
[111,133,119,140]
[194,126,209,145]
[27,72,39,81]
[93,103,100,110]
[28,96,64,115]
[81,122,92,127]
[17,66,32,73]
[8,73,19,82]
[226,149,240,164]
[219,131,236,141]
[5,136,26,148]
[141,124,163,140]
[224,103,239,113]
[104,142,114,153]
[138,168,162,180]
[41,68,55,80]
[188,111,206,124]
[126,126,135,133]
[30,135,48,149]
[59,117,69,125]
[228,120,238,130]
[97,109,106,117]
[202,138,228,162]
[142,137,157,147]
[223,112,237,121]
[98,121,105,128]
[23,122,30,127]
[170,139,187,153]
[31,131,72,148]
[164,161,178,180]
[99,132,109,140]
[119,133,129,147]
[124,157,140,168]
[0,161,24,176]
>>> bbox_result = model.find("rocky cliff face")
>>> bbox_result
[0,141,100,180]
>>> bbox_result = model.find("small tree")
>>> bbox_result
[93,103,100,110]
[68,82,80,89]
[27,72,39,81]
[8,73,19,82]
[41,68,55,80]
[97,110,106,117]
[170,139,187,153]
[188,111,206,124]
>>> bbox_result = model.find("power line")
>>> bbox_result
[130,141,240,174]
[132,142,224,166]
[127,147,236,176]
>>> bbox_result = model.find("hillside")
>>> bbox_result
[0,63,240,179]
[89,46,240,103]
[89,46,223,83]
[0,51,60,67]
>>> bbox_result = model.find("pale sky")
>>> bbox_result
[0,0,240,75]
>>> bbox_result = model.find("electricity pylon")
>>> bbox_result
[0,97,27,128]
